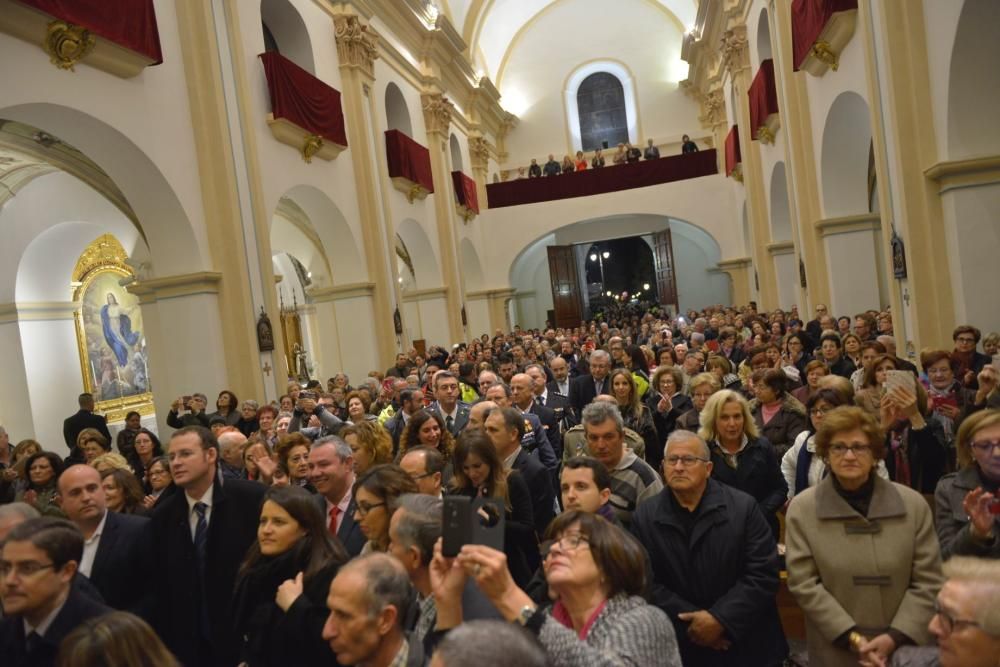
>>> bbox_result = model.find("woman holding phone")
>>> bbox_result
[879,374,949,496]
[920,350,977,451]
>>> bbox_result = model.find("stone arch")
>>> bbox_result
[564,60,639,153]
[449,133,464,171]
[820,91,872,217]
[0,104,206,278]
[273,185,366,285]
[947,0,1000,157]
[385,83,413,136]
[769,162,792,241]
[260,0,316,74]
[756,8,772,63]
[460,238,485,291]
[396,218,441,288]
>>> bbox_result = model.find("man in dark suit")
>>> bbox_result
[568,349,612,415]
[805,304,828,349]
[485,407,555,546]
[57,465,149,611]
[0,517,111,667]
[427,371,470,436]
[148,426,266,667]
[383,389,422,456]
[526,362,576,429]
[308,436,366,557]
[62,393,111,461]
[511,372,563,461]
[547,355,572,397]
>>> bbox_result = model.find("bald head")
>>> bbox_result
[57,464,107,527]
[57,463,101,493]
[218,431,248,469]
[510,374,535,410]
[469,401,498,430]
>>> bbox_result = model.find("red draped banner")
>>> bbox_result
[385,130,434,193]
[451,171,479,214]
[260,52,348,148]
[725,126,741,176]
[17,0,163,63]
[486,150,717,209]
[748,59,779,140]
[791,0,857,70]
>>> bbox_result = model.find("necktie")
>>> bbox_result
[446,415,454,433]
[25,631,42,655]
[193,502,208,571]
[328,505,340,536]
[535,396,544,407]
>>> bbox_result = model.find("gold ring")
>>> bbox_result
[473,563,482,577]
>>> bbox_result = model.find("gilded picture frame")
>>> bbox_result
[72,235,154,422]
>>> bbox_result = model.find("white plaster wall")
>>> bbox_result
[465,298,491,341]
[417,297,452,347]
[0,322,34,444]
[17,318,84,453]
[499,0,699,166]
[920,0,963,161]
[822,230,881,317]
[773,252,798,310]
[333,297,378,380]
[311,301,345,381]
[939,184,1000,334]
[481,173,738,286]
[671,231,730,312]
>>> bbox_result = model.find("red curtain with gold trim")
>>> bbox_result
[451,171,479,214]
[19,0,163,63]
[791,0,857,70]
[748,59,779,140]
[725,127,741,176]
[385,130,434,193]
[260,52,348,147]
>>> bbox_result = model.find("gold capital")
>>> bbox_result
[333,15,379,79]
[721,25,749,77]
[421,94,455,136]
[45,20,95,72]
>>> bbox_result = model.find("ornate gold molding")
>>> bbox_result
[390,177,430,203]
[811,41,839,71]
[72,234,129,285]
[468,135,492,172]
[757,125,775,145]
[799,9,857,77]
[302,134,323,162]
[421,93,455,136]
[721,24,749,77]
[44,20,95,71]
[455,202,476,224]
[334,14,380,79]
[265,116,346,162]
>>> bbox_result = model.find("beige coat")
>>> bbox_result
[786,476,943,667]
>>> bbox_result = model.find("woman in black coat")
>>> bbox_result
[232,485,348,667]
[646,365,693,470]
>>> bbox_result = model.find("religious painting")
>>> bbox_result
[73,235,154,419]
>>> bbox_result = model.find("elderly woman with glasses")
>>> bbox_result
[430,511,682,666]
[934,409,1000,560]
[921,349,978,451]
[786,406,943,667]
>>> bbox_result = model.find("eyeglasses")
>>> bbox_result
[810,408,831,417]
[540,534,590,559]
[955,337,976,344]
[148,469,169,478]
[969,439,1000,456]
[829,444,873,457]
[354,501,386,517]
[934,600,981,636]
[0,560,56,579]
[927,367,952,376]
[665,455,710,467]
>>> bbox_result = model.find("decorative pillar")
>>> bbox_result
[723,24,779,309]
[860,0,953,351]
[468,134,492,213]
[769,0,831,312]
[332,12,403,366]
[420,92,465,344]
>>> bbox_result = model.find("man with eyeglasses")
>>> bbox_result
[925,556,1000,667]
[0,517,110,667]
[399,446,445,498]
[631,430,787,667]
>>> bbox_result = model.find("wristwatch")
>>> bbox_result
[514,604,545,634]
[849,631,867,654]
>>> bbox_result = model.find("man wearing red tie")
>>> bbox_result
[308,436,365,557]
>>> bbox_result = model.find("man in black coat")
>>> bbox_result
[568,349,612,415]
[57,464,150,612]
[630,431,787,667]
[485,407,555,546]
[148,426,266,667]
[511,372,563,461]
[62,393,111,460]
[0,518,111,667]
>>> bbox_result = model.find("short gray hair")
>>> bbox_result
[665,430,710,460]
[590,349,610,364]
[433,620,547,667]
[242,399,259,411]
[394,494,442,566]
[581,401,623,434]
[312,435,352,461]
[0,502,41,539]
[343,553,415,626]
[942,557,1000,635]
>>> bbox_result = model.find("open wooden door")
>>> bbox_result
[546,245,583,328]
[652,228,679,313]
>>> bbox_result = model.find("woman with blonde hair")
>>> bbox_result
[609,368,657,468]
[934,409,1000,560]
[699,389,787,538]
[339,421,393,475]
[57,611,180,667]
[676,372,720,432]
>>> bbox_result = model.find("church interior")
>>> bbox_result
[0,0,997,447]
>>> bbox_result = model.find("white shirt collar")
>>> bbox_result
[85,510,109,544]
[23,594,68,638]
[502,446,522,470]
[186,483,214,514]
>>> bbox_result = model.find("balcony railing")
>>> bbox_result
[485,150,718,209]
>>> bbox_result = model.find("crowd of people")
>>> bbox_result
[515,135,701,179]
[1,301,999,667]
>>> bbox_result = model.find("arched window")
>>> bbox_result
[576,73,629,151]
[449,133,463,171]
[260,0,315,74]
[385,83,413,136]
